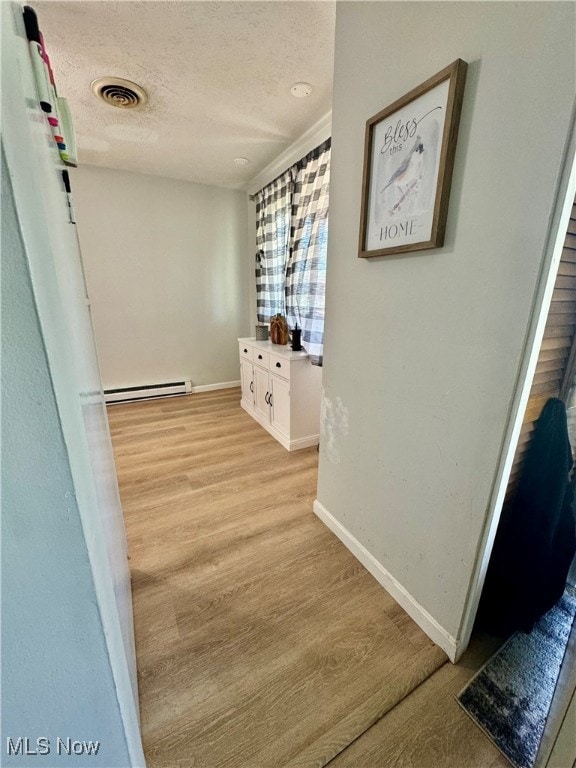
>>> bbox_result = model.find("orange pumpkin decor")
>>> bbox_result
[270,313,289,345]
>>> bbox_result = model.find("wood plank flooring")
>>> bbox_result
[329,634,510,768]
[108,389,508,768]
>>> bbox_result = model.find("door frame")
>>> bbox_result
[458,103,576,652]
[455,103,576,762]
[2,2,143,763]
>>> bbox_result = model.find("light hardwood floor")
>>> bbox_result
[330,634,509,768]
[108,389,508,768]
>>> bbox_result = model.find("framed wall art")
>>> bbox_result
[358,59,468,259]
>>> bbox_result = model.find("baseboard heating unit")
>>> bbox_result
[104,380,192,404]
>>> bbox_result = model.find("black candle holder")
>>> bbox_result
[291,327,302,351]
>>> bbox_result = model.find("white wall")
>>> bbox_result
[2,3,143,761]
[316,1,575,658]
[73,165,250,390]
[1,149,133,767]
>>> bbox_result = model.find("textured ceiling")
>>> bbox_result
[34,1,336,189]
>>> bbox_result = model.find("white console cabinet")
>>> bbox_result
[238,338,322,451]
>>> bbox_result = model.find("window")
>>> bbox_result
[255,139,330,365]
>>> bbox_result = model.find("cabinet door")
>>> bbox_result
[254,365,271,422]
[240,359,254,408]
[270,375,290,436]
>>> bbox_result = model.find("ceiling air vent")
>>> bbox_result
[91,77,148,109]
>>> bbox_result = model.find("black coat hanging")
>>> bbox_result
[478,397,576,635]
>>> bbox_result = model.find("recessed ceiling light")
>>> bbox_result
[234,157,250,165]
[290,82,313,98]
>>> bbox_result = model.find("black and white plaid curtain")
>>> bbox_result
[254,139,330,366]
[255,169,294,322]
[286,139,330,366]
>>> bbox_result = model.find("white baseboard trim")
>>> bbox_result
[286,434,320,451]
[190,380,240,394]
[274,430,319,452]
[313,499,460,662]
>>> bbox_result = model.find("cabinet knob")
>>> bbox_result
[243,348,248,353]
[258,354,263,360]
[275,362,281,368]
